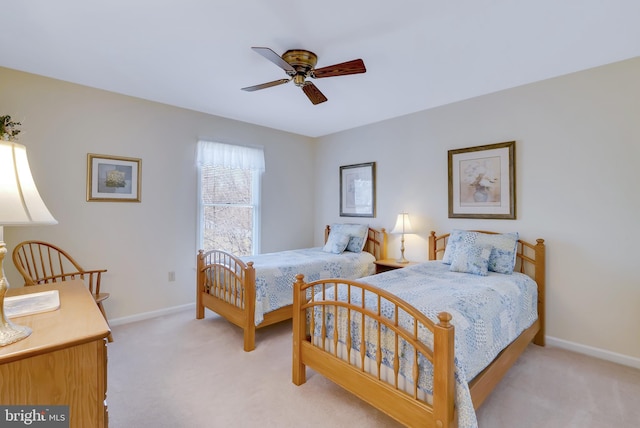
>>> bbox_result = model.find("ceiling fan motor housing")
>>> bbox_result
[282,50,318,86]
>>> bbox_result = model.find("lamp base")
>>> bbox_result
[397,241,410,264]
[0,236,33,346]
[0,319,32,346]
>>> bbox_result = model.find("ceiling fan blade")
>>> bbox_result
[302,83,328,105]
[251,47,295,73]
[241,79,290,92]
[311,58,366,78]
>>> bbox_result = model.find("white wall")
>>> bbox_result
[0,67,315,320]
[314,57,640,362]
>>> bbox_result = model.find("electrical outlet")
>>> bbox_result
[168,271,175,282]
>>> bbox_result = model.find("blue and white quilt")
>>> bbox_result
[240,247,375,326]
[312,261,538,428]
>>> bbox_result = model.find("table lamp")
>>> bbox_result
[390,212,413,264]
[0,141,57,346]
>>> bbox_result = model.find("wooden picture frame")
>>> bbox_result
[87,154,141,202]
[448,141,515,219]
[340,162,376,217]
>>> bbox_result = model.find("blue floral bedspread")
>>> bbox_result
[240,248,375,326]
[312,261,538,428]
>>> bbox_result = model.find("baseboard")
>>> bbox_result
[546,336,640,370]
[109,302,195,327]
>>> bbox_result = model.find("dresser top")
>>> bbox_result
[1,281,110,362]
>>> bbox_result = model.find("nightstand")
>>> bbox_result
[374,258,420,274]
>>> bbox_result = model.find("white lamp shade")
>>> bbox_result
[0,141,57,225]
[390,213,413,234]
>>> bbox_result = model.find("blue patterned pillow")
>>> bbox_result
[449,242,492,276]
[442,229,466,264]
[330,223,368,253]
[442,230,519,274]
[322,231,350,254]
[481,232,519,274]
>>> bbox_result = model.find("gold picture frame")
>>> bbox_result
[87,154,142,202]
[340,162,376,217]
[448,141,515,219]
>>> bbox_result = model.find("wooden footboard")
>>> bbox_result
[292,276,456,428]
[197,226,388,352]
[196,249,260,351]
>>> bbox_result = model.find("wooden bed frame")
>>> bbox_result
[292,230,545,428]
[196,226,387,352]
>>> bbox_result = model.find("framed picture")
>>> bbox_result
[448,141,515,219]
[340,162,376,217]
[87,154,142,202]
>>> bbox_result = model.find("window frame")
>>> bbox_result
[196,141,263,256]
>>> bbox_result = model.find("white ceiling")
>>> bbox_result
[2,1,639,138]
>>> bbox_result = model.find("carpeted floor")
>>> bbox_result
[107,309,640,427]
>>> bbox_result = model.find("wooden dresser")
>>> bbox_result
[0,281,111,428]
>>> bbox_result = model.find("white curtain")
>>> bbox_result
[197,140,265,172]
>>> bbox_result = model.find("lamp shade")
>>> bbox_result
[390,213,413,235]
[0,140,57,346]
[0,141,57,225]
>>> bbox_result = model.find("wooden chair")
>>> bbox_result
[12,240,113,342]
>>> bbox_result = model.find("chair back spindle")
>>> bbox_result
[12,240,113,342]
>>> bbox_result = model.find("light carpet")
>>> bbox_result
[107,309,640,427]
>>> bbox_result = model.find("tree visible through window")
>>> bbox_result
[197,141,264,256]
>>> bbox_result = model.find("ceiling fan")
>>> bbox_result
[241,47,366,105]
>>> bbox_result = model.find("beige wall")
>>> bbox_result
[0,67,315,321]
[314,57,640,365]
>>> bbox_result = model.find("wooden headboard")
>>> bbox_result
[324,225,387,261]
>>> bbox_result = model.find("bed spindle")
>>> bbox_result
[394,307,400,389]
[376,295,382,379]
[360,287,366,372]
[321,284,327,351]
[346,284,352,362]
[333,283,339,357]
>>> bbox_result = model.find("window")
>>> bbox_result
[197,141,264,256]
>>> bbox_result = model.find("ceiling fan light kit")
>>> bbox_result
[242,47,366,105]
